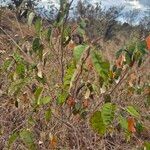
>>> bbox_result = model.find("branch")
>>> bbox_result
[0,27,34,64]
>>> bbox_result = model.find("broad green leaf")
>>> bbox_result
[32,38,44,60]
[136,122,144,134]
[91,51,110,81]
[40,96,51,105]
[34,87,43,105]
[90,111,106,135]
[144,142,150,150]
[126,106,140,118]
[16,63,25,77]
[32,37,40,52]
[8,132,19,148]
[20,129,36,150]
[45,109,52,122]
[73,45,88,62]
[137,41,147,55]
[118,115,128,130]
[35,18,42,36]
[101,103,116,125]
[57,91,68,105]
[64,62,76,88]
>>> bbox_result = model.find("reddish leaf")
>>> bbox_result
[67,40,76,50]
[127,117,136,133]
[66,96,76,107]
[83,99,89,108]
[146,35,150,51]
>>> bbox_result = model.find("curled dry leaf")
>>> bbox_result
[83,99,89,108]
[127,117,136,133]
[84,89,91,99]
[115,54,126,68]
[37,62,43,78]
[21,92,29,104]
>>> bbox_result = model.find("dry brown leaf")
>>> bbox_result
[66,96,76,107]
[49,133,57,149]
[37,62,43,78]
[85,56,93,70]
[67,40,76,50]
[83,99,89,108]
[146,35,150,51]
[127,117,136,133]
[128,73,137,87]
[115,54,126,68]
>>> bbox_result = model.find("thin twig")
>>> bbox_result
[51,111,80,150]
[0,27,34,64]
[109,67,129,95]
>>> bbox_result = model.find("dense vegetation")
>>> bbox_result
[0,0,150,149]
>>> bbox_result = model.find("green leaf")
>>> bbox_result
[125,52,132,65]
[126,106,140,118]
[2,59,13,71]
[101,103,116,125]
[136,122,144,134]
[90,111,106,135]
[40,96,51,105]
[35,18,42,36]
[19,129,36,150]
[13,52,23,62]
[118,115,128,130]
[34,87,43,105]
[8,132,19,148]
[57,91,68,105]
[16,63,25,77]
[137,41,147,55]
[144,142,150,150]
[91,51,110,81]
[115,49,124,58]
[73,45,88,62]
[32,37,44,60]
[64,62,76,88]
[32,37,40,53]
[45,109,52,122]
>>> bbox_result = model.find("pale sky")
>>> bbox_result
[37,0,150,15]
